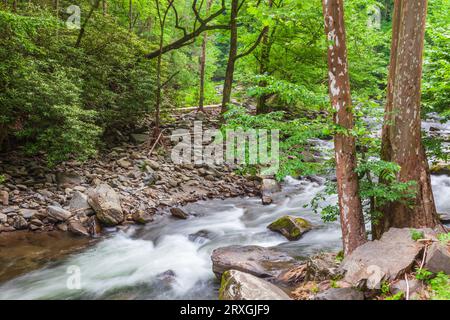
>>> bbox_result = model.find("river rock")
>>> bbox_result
[260,178,280,205]
[0,191,9,206]
[56,171,84,188]
[439,213,450,224]
[69,191,94,216]
[211,245,300,279]
[219,270,292,300]
[423,242,450,274]
[314,288,364,300]
[390,279,422,296]
[117,158,132,168]
[132,210,153,224]
[170,207,189,219]
[267,215,312,240]
[0,213,7,224]
[18,209,38,220]
[47,205,71,221]
[341,228,424,289]
[88,184,124,226]
[12,215,28,230]
[131,133,148,144]
[68,219,89,237]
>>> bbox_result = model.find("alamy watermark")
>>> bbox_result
[170,121,279,175]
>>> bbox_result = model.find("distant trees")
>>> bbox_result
[322,0,366,255]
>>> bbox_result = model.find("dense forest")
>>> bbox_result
[0,0,449,302]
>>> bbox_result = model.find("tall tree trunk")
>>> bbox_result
[12,0,17,12]
[102,0,107,16]
[374,0,439,238]
[322,0,366,255]
[256,0,272,115]
[129,0,133,32]
[221,0,238,114]
[198,0,213,112]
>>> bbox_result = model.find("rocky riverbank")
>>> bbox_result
[0,111,261,237]
[212,227,450,300]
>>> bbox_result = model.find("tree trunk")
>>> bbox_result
[198,0,213,112]
[75,0,100,47]
[374,0,439,238]
[129,0,133,32]
[102,0,107,16]
[221,0,238,113]
[322,0,366,255]
[12,0,17,12]
[256,0,272,115]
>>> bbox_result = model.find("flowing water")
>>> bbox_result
[0,173,449,300]
[0,116,448,300]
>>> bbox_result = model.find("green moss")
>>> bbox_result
[267,215,311,240]
[218,271,232,300]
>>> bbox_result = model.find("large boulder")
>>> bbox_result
[424,242,450,274]
[314,288,364,300]
[341,228,424,289]
[211,245,300,279]
[267,215,312,241]
[219,270,292,300]
[88,184,124,226]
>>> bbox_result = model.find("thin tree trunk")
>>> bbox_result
[375,0,439,237]
[102,0,107,16]
[198,0,213,112]
[322,0,366,255]
[75,0,100,47]
[256,0,272,115]
[129,0,133,32]
[12,0,17,12]
[221,0,238,113]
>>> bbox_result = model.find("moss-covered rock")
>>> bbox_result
[219,270,292,300]
[267,215,312,240]
[430,163,450,175]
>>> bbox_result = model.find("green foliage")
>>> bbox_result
[381,282,391,295]
[437,233,450,245]
[429,272,450,300]
[384,292,404,300]
[410,229,425,241]
[415,268,434,281]
[0,175,5,184]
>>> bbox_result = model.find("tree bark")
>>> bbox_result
[102,0,107,16]
[198,0,213,112]
[129,0,133,32]
[221,0,239,113]
[75,0,100,48]
[322,0,366,255]
[256,0,272,115]
[375,0,439,238]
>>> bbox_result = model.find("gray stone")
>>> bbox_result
[424,242,450,274]
[261,178,280,194]
[18,209,38,220]
[170,207,189,219]
[0,213,7,224]
[314,288,364,300]
[0,190,9,206]
[117,158,132,168]
[132,210,153,224]
[12,215,28,230]
[69,191,94,215]
[211,245,300,279]
[341,228,424,289]
[56,172,85,187]
[47,205,72,221]
[130,133,148,144]
[391,279,422,296]
[68,220,89,237]
[267,215,312,241]
[88,184,124,226]
[219,270,292,300]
